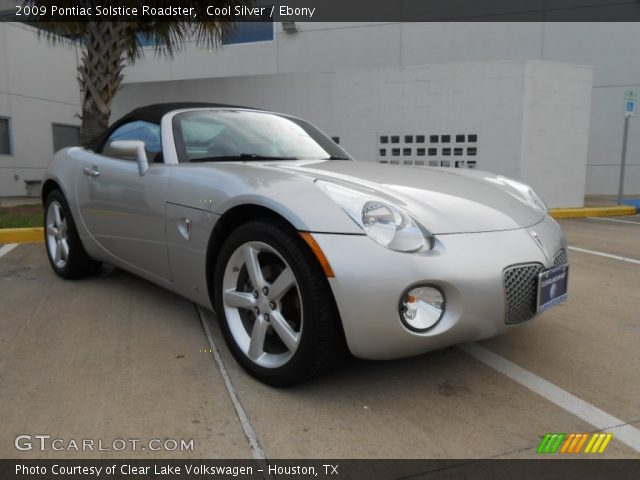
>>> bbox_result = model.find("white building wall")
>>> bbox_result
[116,60,593,208]
[123,22,640,196]
[0,23,81,196]
[519,62,593,207]
[0,21,632,198]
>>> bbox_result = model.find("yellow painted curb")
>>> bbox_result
[0,227,44,244]
[550,206,637,219]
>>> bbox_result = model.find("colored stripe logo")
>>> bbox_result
[537,432,613,454]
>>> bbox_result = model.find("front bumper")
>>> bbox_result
[313,215,567,360]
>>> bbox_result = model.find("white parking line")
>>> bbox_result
[460,343,640,453]
[568,246,640,265]
[0,244,18,258]
[587,217,640,225]
[195,305,270,465]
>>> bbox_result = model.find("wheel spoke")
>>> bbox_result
[53,203,62,227]
[269,267,295,301]
[60,219,68,236]
[270,311,299,351]
[46,225,58,237]
[248,316,269,360]
[242,245,265,290]
[60,239,70,260]
[224,290,256,310]
[54,240,62,263]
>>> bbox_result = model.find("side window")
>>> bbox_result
[102,121,162,162]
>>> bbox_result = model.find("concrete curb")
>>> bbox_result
[0,227,44,244]
[550,206,637,219]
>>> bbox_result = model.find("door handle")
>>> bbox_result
[83,166,100,177]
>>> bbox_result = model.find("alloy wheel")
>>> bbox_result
[46,200,69,269]
[222,241,303,369]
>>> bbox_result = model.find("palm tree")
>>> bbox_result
[32,0,250,143]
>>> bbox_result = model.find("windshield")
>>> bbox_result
[173,110,352,163]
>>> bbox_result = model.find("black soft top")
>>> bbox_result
[87,102,256,151]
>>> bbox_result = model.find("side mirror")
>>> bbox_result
[109,140,149,176]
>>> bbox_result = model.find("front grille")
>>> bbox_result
[503,263,544,325]
[553,249,569,267]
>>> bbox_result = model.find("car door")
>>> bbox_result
[75,120,173,282]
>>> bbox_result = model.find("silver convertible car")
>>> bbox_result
[42,103,569,386]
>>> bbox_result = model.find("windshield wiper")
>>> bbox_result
[190,153,298,162]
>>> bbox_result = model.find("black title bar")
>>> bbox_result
[2,459,640,480]
[3,0,640,22]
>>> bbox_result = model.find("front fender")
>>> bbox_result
[166,163,363,234]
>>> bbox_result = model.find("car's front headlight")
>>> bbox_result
[316,180,433,252]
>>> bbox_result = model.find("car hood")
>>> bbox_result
[269,160,545,235]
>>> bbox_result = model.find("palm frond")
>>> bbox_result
[28,0,255,143]
[30,0,253,61]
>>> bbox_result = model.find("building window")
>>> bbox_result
[52,124,80,153]
[404,135,414,143]
[379,148,386,157]
[222,20,274,45]
[136,33,159,47]
[456,134,466,143]
[380,136,388,144]
[392,148,400,156]
[441,135,451,143]
[430,135,439,143]
[403,148,412,156]
[416,135,425,143]
[391,136,400,144]
[428,148,437,156]
[417,148,425,156]
[468,134,478,142]
[0,117,12,155]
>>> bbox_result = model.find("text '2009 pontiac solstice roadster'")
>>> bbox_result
[42,103,569,386]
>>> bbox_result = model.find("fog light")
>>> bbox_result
[399,286,445,332]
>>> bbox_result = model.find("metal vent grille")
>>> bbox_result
[503,263,544,325]
[553,249,568,267]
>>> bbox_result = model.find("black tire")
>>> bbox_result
[44,189,101,279]
[213,219,346,387]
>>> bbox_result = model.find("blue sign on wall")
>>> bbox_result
[625,91,636,118]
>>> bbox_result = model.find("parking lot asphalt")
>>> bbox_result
[0,245,251,459]
[1,215,639,460]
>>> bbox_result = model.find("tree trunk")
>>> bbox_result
[78,22,130,145]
